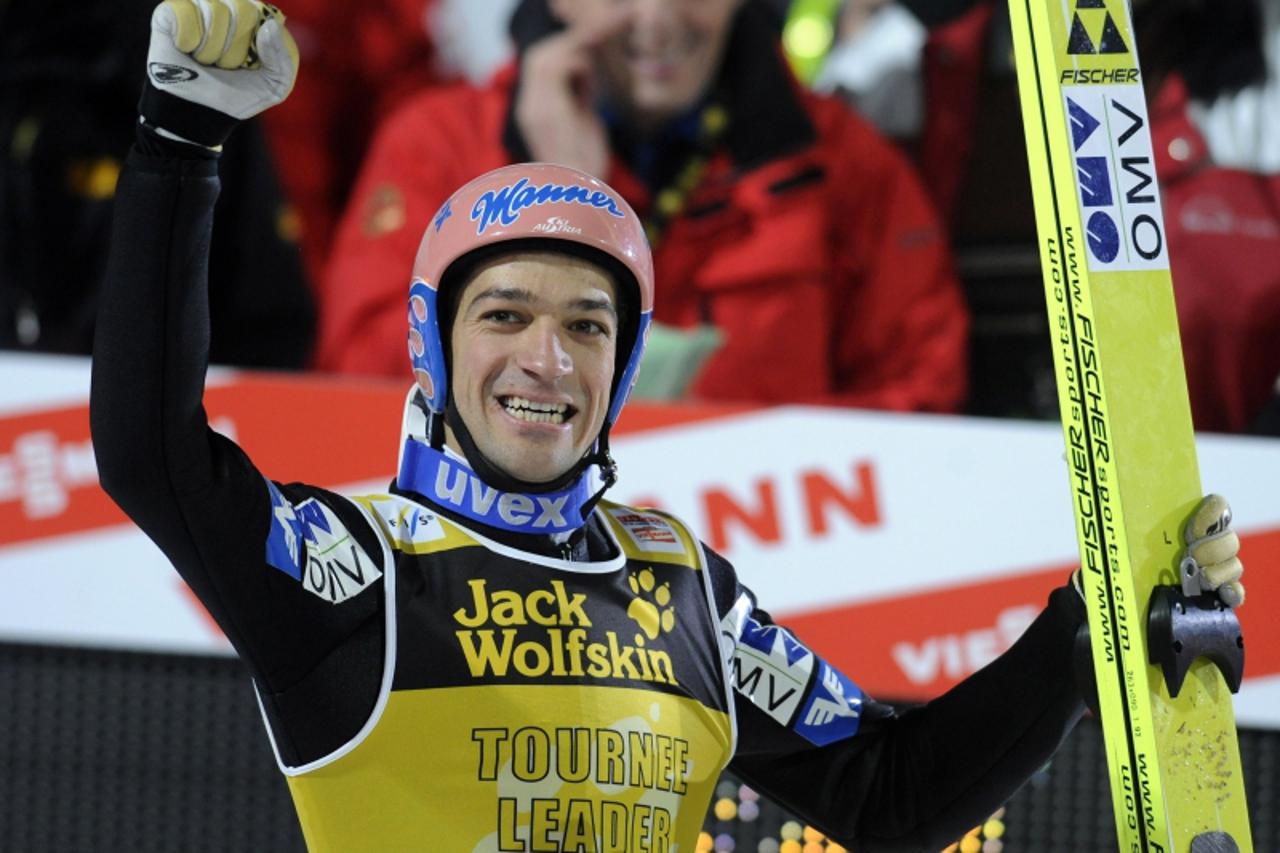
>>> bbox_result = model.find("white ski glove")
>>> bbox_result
[141,0,298,147]
[1181,493,1245,607]
[1069,494,1245,607]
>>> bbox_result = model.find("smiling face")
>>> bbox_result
[445,251,620,485]
[553,0,742,130]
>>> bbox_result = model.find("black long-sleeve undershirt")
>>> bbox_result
[91,130,386,763]
[711,547,1087,850]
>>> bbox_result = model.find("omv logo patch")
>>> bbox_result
[730,616,814,727]
[1086,212,1120,263]
[1064,85,1167,272]
[1074,157,1113,207]
[264,483,382,604]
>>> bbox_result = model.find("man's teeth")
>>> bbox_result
[503,397,569,424]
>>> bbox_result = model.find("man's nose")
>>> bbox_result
[516,321,573,380]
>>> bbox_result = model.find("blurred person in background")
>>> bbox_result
[0,0,313,367]
[807,0,994,222]
[1135,0,1280,435]
[259,0,445,283]
[808,0,932,142]
[813,0,1280,434]
[92,5,1250,849]
[430,0,524,84]
[318,0,970,412]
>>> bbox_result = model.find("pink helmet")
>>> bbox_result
[407,162,654,430]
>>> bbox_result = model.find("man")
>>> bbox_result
[90,3,1246,851]
[316,0,970,412]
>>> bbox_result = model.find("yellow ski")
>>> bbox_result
[1005,0,1253,850]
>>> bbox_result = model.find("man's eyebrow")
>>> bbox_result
[467,287,617,319]
[467,286,535,307]
[572,298,617,319]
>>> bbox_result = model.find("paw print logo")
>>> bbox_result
[626,568,675,646]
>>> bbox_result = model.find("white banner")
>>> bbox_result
[4,355,1278,726]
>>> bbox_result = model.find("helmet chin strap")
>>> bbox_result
[403,393,618,533]
[442,402,582,494]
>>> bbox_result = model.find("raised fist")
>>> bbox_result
[142,0,298,145]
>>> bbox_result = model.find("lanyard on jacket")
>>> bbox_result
[643,102,729,247]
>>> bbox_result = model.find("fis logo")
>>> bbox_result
[1065,87,1167,272]
[1066,0,1129,56]
[360,495,447,549]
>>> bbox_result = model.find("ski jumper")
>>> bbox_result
[90,128,1088,852]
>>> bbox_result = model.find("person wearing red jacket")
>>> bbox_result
[317,0,969,412]
[1149,76,1280,435]
[1137,0,1280,434]
[830,0,1280,433]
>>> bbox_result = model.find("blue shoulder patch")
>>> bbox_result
[264,479,304,580]
[729,613,864,746]
[794,661,864,746]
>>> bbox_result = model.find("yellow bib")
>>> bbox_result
[283,498,735,853]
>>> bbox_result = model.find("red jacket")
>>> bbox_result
[912,5,1280,433]
[317,11,967,412]
[261,0,441,284]
[1151,77,1280,433]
